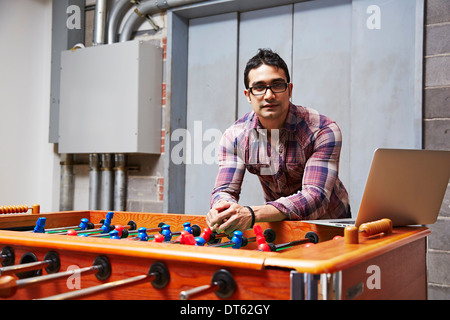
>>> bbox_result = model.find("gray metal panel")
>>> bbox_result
[349,0,423,213]
[237,5,294,206]
[292,0,352,206]
[184,12,239,214]
[164,12,189,214]
[49,0,85,143]
[59,40,162,154]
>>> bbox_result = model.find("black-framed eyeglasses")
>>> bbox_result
[249,82,289,96]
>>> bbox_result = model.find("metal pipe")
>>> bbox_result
[93,1,116,211]
[113,153,127,211]
[93,0,108,45]
[89,154,100,210]
[119,0,207,42]
[100,154,114,211]
[59,154,74,211]
[107,0,134,44]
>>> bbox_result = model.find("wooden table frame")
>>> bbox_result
[0,210,429,300]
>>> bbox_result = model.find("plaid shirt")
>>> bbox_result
[211,103,350,220]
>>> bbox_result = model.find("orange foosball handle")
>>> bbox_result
[0,204,40,214]
[344,219,393,244]
[359,218,392,237]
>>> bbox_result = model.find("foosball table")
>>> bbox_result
[0,205,429,300]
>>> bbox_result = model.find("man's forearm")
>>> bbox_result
[251,204,288,223]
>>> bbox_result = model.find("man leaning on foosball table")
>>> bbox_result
[206,48,351,236]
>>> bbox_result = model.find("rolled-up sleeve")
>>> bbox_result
[210,128,246,207]
[267,122,342,220]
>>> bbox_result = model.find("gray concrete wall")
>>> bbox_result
[424,0,450,300]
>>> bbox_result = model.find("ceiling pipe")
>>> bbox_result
[118,0,207,42]
[107,0,134,44]
[93,0,108,45]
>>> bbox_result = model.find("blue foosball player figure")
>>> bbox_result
[33,217,46,233]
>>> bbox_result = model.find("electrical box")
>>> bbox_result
[58,40,162,154]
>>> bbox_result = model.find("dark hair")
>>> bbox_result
[244,48,290,89]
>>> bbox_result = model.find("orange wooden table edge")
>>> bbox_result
[263,226,430,274]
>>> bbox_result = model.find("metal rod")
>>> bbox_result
[93,0,108,45]
[55,227,104,236]
[273,239,310,251]
[179,282,219,300]
[38,274,152,300]
[17,265,101,290]
[113,153,127,211]
[44,223,100,233]
[89,153,100,210]
[100,154,114,211]
[59,154,74,211]
[0,260,50,276]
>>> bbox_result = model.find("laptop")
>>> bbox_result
[309,148,450,228]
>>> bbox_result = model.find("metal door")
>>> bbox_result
[177,0,422,215]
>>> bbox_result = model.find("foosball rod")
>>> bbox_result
[179,269,236,300]
[44,222,99,233]
[265,238,312,251]
[39,274,149,300]
[209,227,275,243]
[25,218,94,233]
[55,225,111,236]
[0,256,110,298]
[0,265,100,298]
[126,223,201,241]
[86,222,137,238]
[38,262,170,300]
[0,252,59,277]
[207,231,246,249]
[260,231,320,252]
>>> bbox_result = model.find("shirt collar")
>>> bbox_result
[250,102,297,133]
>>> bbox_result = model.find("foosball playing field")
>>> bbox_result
[0,206,429,300]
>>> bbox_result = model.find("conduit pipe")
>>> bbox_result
[93,0,119,211]
[59,154,74,211]
[93,0,108,45]
[113,154,127,211]
[89,154,100,210]
[119,0,207,42]
[107,0,134,44]
[100,154,114,211]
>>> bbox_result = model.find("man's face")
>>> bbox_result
[244,64,293,129]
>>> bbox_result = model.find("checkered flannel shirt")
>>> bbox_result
[210,103,350,220]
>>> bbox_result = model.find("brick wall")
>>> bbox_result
[423,0,450,300]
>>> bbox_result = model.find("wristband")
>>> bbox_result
[244,206,256,228]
